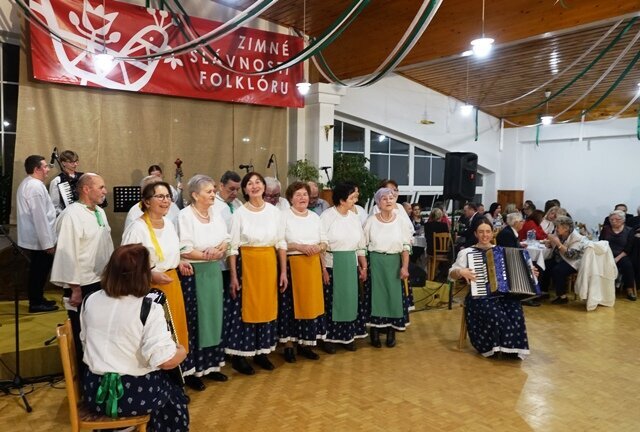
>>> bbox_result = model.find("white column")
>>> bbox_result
[302,83,346,184]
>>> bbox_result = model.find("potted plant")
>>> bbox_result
[287,158,320,183]
[329,153,379,210]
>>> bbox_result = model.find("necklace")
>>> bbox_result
[378,212,394,223]
[246,201,266,211]
[192,205,210,220]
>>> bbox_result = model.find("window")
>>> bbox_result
[333,120,364,154]
[413,146,445,186]
[370,132,409,185]
[1,43,19,224]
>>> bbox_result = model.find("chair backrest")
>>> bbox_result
[57,320,81,431]
[433,232,451,255]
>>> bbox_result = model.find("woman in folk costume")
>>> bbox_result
[363,188,412,348]
[319,181,368,353]
[81,244,189,431]
[121,181,191,363]
[224,172,287,375]
[278,181,328,363]
[178,175,230,391]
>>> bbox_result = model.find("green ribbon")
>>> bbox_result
[535,115,541,147]
[95,373,124,418]
[474,107,479,142]
[637,105,640,141]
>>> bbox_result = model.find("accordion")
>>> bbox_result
[466,246,540,298]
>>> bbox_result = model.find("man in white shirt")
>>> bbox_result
[51,173,114,367]
[16,155,59,313]
[212,170,243,224]
[264,176,290,210]
[308,181,330,216]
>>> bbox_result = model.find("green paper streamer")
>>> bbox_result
[95,373,124,418]
[474,107,479,142]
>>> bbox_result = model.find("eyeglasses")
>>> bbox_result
[152,194,172,201]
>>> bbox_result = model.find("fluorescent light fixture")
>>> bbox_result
[460,104,474,116]
[470,37,494,58]
[296,82,311,95]
[94,52,115,75]
[540,115,553,126]
[461,50,474,57]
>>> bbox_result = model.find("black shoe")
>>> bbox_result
[344,342,356,352]
[322,341,336,355]
[626,293,637,301]
[183,375,206,391]
[369,328,382,348]
[205,372,228,382]
[386,328,396,348]
[284,347,296,363]
[254,354,275,371]
[551,296,569,305]
[522,299,542,307]
[40,298,57,307]
[297,345,320,360]
[28,303,59,313]
[232,356,255,375]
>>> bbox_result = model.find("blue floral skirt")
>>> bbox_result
[180,272,225,376]
[278,264,327,345]
[82,369,189,432]
[323,268,368,344]
[465,294,530,359]
[222,264,278,357]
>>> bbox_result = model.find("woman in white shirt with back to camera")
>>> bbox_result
[81,244,189,431]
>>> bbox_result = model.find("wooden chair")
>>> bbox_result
[57,320,150,432]
[428,232,452,281]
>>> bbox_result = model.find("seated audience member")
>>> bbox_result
[600,210,636,301]
[459,202,483,249]
[544,199,561,214]
[522,200,536,219]
[602,203,634,228]
[519,210,548,241]
[433,201,451,227]
[424,208,449,257]
[484,202,502,225]
[496,212,525,248]
[541,216,587,304]
[477,203,485,215]
[625,225,640,297]
[81,244,189,430]
[540,206,567,235]
[410,203,425,263]
[504,203,518,216]
[628,206,640,230]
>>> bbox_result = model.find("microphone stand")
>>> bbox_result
[0,225,61,412]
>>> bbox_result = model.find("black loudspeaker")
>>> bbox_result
[442,152,478,201]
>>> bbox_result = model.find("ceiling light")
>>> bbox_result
[461,50,473,57]
[296,82,311,95]
[540,115,553,126]
[378,134,387,142]
[470,0,494,58]
[460,104,474,116]
[94,52,115,75]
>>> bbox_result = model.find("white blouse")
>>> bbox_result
[228,203,286,255]
[281,209,328,256]
[80,290,176,376]
[178,206,230,263]
[364,215,412,254]
[320,207,366,268]
[122,217,181,272]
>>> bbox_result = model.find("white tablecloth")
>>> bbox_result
[526,243,553,270]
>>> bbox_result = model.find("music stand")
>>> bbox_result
[0,225,61,412]
[113,186,141,213]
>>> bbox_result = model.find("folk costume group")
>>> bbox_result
[16,151,535,432]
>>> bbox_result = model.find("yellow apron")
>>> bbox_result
[288,254,325,319]
[240,246,278,323]
[152,269,189,353]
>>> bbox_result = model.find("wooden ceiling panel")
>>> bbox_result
[213,0,640,123]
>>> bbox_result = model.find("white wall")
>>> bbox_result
[503,117,640,231]
[334,73,503,201]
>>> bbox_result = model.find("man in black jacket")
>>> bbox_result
[460,202,483,248]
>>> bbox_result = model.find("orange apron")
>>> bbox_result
[288,254,325,319]
[152,269,189,353]
[240,246,278,323]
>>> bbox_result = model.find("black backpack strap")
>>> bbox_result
[81,289,96,310]
[140,297,153,325]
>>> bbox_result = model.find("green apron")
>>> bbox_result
[331,251,359,322]
[369,252,404,318]
[192,261,223,347]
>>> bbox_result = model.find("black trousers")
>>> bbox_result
[24,249,54,306]
[542,259,577,297]
[616,256,635,289]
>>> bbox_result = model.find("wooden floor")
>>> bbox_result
[2,292,639,431]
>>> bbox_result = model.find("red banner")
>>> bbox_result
[29,0,304,108]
